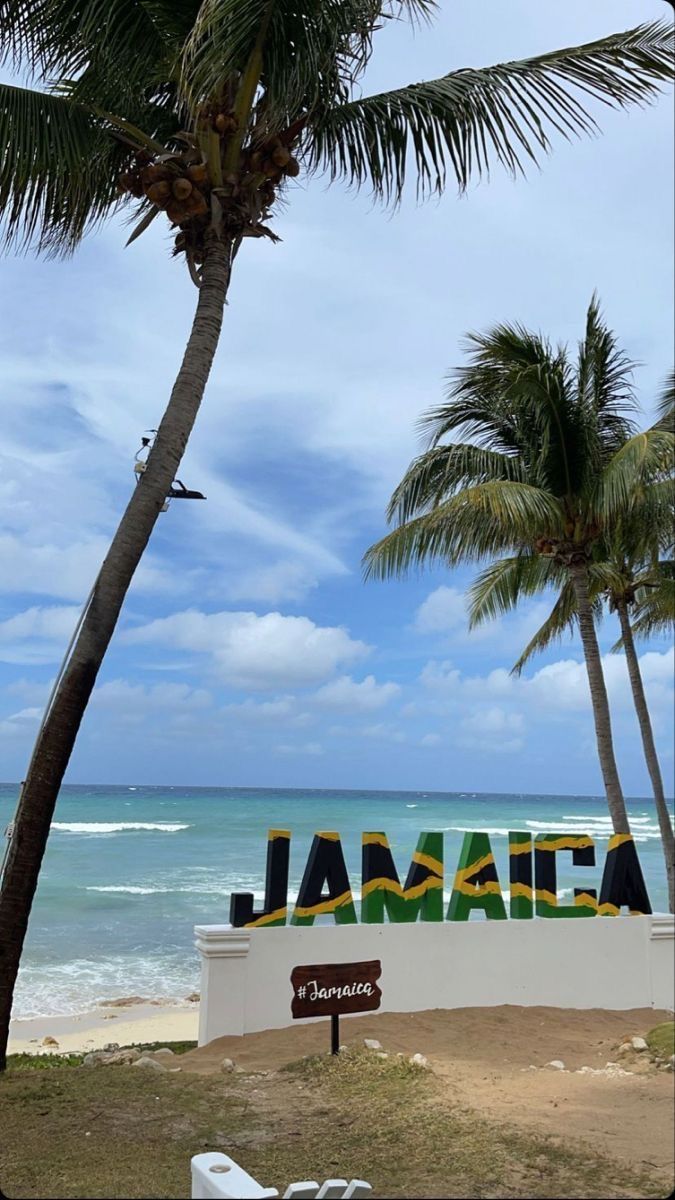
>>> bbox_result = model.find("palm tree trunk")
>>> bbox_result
[568,561,630,834]
[0,235,233,1071]
[615,597,674,913]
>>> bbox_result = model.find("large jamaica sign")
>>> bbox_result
[229,828,651,928]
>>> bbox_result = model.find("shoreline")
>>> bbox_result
[8,1000,200,1055]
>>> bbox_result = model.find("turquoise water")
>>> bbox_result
[0,784,670,1018]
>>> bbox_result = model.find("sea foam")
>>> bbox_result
[52,821,190,834]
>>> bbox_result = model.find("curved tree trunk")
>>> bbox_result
[568,561,630,834]
[0,236,233,1070]
[615,597,674,913]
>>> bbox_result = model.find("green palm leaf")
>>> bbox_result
[0,81,126,253]
[311,20,674,202]
[386,442,525,524]
[468,554,564,628]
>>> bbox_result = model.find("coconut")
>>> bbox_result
[285,157,300,177]
[183,191,208,218]
[271,145,291,168]
[146,180,172,207]
[187,163,208,185]
[141,163,169,186]
[214,113,237,135]
[249,150,264,172]
[172,178,193,200]
[166,202,188,225]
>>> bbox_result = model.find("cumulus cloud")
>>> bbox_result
[0,605,81,664]
[458,706,525,754]
[123,608,369,689]
[414,587,467,634]
[0,533,174,603]
[313,673,400,712]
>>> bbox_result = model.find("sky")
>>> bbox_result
[0,0,673,795]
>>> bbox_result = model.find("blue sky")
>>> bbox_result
[0,0,673,795]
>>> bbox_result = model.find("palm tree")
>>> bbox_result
[364,297,673,845]
[469,500,674,913]
[0,7,672,1070]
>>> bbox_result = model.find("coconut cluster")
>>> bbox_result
[117,109,302,264]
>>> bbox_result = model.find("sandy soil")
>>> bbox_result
[8,1001,199,1053]
[178,1006,675,1182]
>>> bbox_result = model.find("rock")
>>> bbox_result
[631,1037,648,1052]
[669,1054,675,1067]
[363,1038,382,1051]
[105,1049,141,1066]
[221,1058,236,1073]
[83,1052,106,1067]
[185,992,200,1003]
[151,1047,175,1058]
[617,1042,633,1056]
[102,1043,120,1052]
[132,1056,167,1072]
[42,1036,59,1047]
[375,1052,389,1060]
[546,1060,566,1071]
[410,1053,429,1069]
[99,996,148,1008]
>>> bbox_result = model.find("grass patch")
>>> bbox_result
[646,1022,675,1060]
[0,1049,667,1199]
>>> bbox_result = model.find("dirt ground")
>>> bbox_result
[2,1005,673,1199]
[180,1005,675,1181]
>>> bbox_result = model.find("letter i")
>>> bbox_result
[509,832,533,918]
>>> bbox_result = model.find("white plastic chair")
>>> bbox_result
[191,1152,372,1199]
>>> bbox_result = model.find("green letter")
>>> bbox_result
[361,831,443,923]
[447,832,506,921]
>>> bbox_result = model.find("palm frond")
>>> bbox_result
[468,553,564,627]
[364,481,563,579]
[0,1,186,86]
[577,292,637,466]
[0,81,127,254]
[181,1,434,121]
[386,442,525,524]
[511,579,585,674]
[595,427,675,523]
[612,567,675,648]
[653,370,675,432]
[310,20,674,202]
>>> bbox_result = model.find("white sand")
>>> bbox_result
[8,1002,199,1054]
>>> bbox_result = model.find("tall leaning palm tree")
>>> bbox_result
[469,479,675,912]
[364,298,673,843]
[0,6,673,1068]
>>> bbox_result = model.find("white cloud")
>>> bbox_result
[414,587,467,634]
[123,608,369,690]
[313,673,400,712]
[92,680,212,713]
[361,722,406,743]
[275,740,324,756]
[0,533,174,602]
[420,732,442,747]
[458,706,525,754]
[222,561,319,605]
[0,605,81,664]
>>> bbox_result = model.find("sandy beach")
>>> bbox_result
[8,999,200,1055]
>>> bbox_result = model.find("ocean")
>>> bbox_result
[1,783,671,1020]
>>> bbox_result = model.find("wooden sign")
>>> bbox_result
[290,959,382,1020]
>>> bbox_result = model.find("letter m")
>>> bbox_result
[361,831,443,923]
